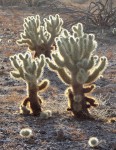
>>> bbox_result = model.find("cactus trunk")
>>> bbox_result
[27,82,41,116]
[70,90,91,119]
[34,44,51,58]
[71,73,90,119]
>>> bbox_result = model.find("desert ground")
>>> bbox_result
[0,0,116,150]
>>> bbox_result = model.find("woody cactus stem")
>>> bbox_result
[47,23,108,119]
[10,52,49,116]
[17,14,63,58]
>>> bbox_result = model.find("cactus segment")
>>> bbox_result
[37,79,49,92]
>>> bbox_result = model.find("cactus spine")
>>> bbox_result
[10,52,49,116]
[17,14,63,58]
[47,23,108,119]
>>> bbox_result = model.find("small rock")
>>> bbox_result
[111,142,116,150]
[3,58,9,62]
[56,129,65,141]
[5,77,9,81]
[1,66,4,69]
[46,146,51,150]
[39,130,46,134]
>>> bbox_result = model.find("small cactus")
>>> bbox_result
[17,14,63,58]
[10,52,49,116]
[112,28,116,35]
[47,23,108,119]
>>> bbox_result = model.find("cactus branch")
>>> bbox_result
[37,79,49,92]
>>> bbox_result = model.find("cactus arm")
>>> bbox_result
[86,57,108,84]
[47,58,71,85]
[47,14,63,37]
[56,40,74,70]
[10,56,20,69]
[10,71,21,78]
[17,38,34,48]
[65,87,73,111]
[36,55,45,78]
[85,96,98,107]
[72,23,84,37]
[39,26,48,44]
[46,58,59,71]
[84,35,97,59]
[22,97,30,106]
[37,79,49,92]
[30,61,37,74]
[83,84,96,93]
[52,53,65,68]
[87,56,98,70]
[44,14,63,46]
[10,56,25,79]
[57,68,71,85]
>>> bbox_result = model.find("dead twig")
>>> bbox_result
[87,0,116,27]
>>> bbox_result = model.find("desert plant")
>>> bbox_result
[24,0,34,7]
[88,0,116,27]
[112,28,116,35]
[10,52,49,116]
[17,14,63,58]
[47,23,108,119]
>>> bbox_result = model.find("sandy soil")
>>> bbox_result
[0,1,116,150]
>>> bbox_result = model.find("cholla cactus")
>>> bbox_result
[17,14,63,57]
[47,23,108,119]
[10,52,49,116]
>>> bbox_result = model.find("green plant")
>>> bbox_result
[17,14,63,58]
[47,23,108,119]
[10,52,49,116]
